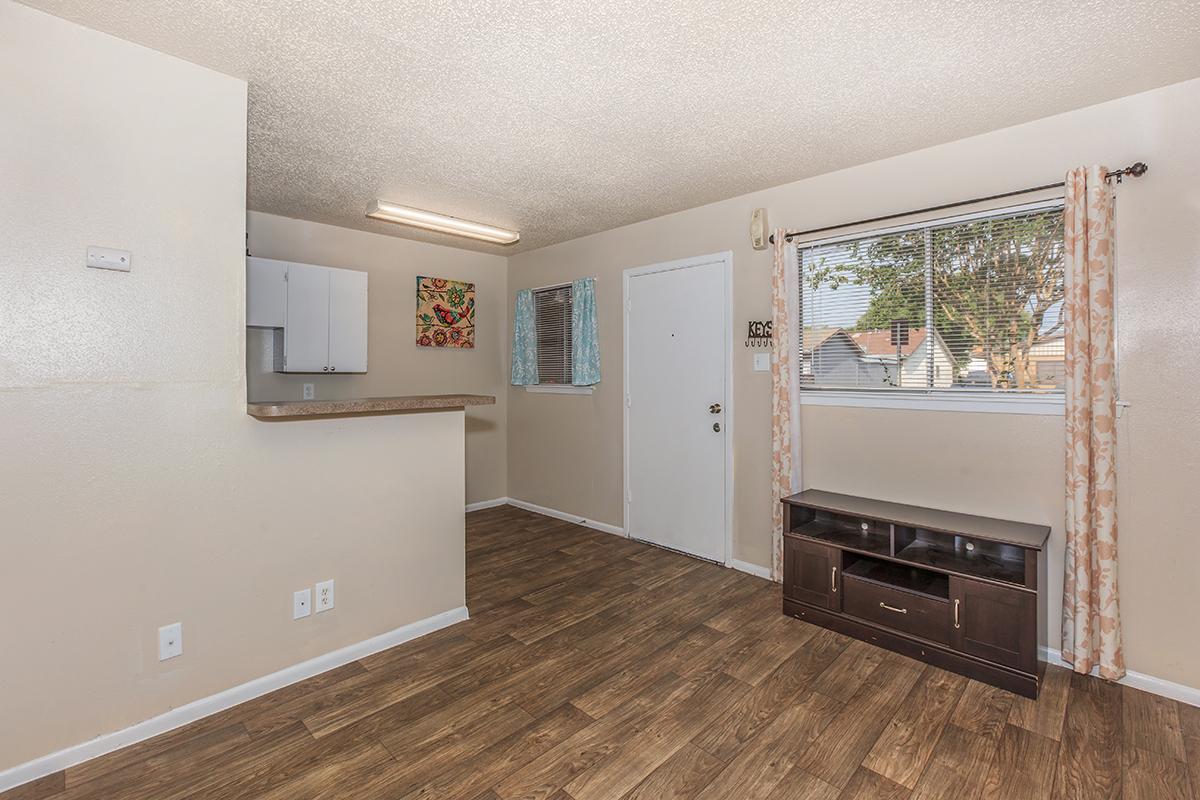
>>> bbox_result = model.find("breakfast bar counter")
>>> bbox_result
[247,394,496,419]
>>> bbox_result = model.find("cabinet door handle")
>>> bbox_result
[879,601,908,615]
[954,599,961,629]
[830,566,837,593]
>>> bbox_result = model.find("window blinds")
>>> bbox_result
[798,203,1066,394]
[534,284,573,384]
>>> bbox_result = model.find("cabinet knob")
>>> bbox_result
[323,367,329,371]
[330,366,336,371]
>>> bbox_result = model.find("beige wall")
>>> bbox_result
[0,2,465,772]
[245,212,508,505]
[507,78,1200,687]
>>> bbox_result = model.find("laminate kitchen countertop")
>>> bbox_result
[246,394,496,419]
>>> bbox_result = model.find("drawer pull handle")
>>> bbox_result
[831,567,837,593]
[879,602,908,615]
[954,599,961,629]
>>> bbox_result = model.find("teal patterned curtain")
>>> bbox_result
[510,289,538,385]
[571,277,600,385]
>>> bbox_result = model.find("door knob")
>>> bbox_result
[712,422,721,432]
[709,403,722,414]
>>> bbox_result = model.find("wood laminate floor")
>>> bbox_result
[7,506,1197,800]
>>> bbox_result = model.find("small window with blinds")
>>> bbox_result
[799,202,1067,397]
[534,284,573,384]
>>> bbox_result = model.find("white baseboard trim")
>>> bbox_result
[0,605,470,794]
[501,500,772,578]
[506,498,626,537]
[727,558,772,580]
[466,497,510,512]
[1040,646,1200,708]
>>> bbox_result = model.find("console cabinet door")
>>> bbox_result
[784,537,841,610]
[950,577,1036,673]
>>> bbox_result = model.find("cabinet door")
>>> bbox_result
[950,577,1036,673]
[327,267,368,373]
[784,537,841,610]
[283,263,330,372]
[246,257,287,327]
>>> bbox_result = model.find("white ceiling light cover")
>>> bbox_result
[366,200,520,244]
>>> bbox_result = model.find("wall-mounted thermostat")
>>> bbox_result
[86,246,132,272]
[750,208,768,250]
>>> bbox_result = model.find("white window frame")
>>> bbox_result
[525,384,593,395]
[795,198,1069,416]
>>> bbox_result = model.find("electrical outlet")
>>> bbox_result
[302,383,314,400]
[293,588,312,619]
[158,622,183,661]
[315,579,335,613]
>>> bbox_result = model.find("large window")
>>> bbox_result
[799,202,1066,398]
[534,284,573,384]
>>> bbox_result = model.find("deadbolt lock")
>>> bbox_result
[712,422,721,432]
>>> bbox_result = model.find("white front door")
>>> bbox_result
[625,253,731,563]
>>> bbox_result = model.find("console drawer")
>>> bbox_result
[842,575,950,645]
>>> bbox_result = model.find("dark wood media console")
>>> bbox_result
[781,489,1051,698]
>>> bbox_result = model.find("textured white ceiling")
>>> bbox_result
[19,0,1200,253]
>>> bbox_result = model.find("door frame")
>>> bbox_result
[622,251,734,565]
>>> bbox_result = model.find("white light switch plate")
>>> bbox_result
[753,352,771,372]
[86,245,132,272]
[158,622,182,661]
[316,579,335,613]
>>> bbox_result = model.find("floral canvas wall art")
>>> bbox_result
[416,276,475,348]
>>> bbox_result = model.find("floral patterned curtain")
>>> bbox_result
[1061,165,1124,680]
[510,289,538,386]
[771,230,802,581]
[571,277,601,385]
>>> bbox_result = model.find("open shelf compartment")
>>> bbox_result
[842,551,949,601]
[893,525,1026,587]
[788,507,890,557]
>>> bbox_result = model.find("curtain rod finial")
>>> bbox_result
[1109,161,1148,183]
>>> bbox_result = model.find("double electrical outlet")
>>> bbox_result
[294,579,335,619]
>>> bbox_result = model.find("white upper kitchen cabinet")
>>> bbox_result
[283,262,334,373]
[246,257,287,327]
[245,257,368,374]
[327,267,369,373]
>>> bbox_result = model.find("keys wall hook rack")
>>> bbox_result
[745,320,773,348]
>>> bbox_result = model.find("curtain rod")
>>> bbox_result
[527,278,596,293]
[769,162,1148,245]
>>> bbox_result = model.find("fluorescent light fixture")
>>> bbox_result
[366,200,519,245]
